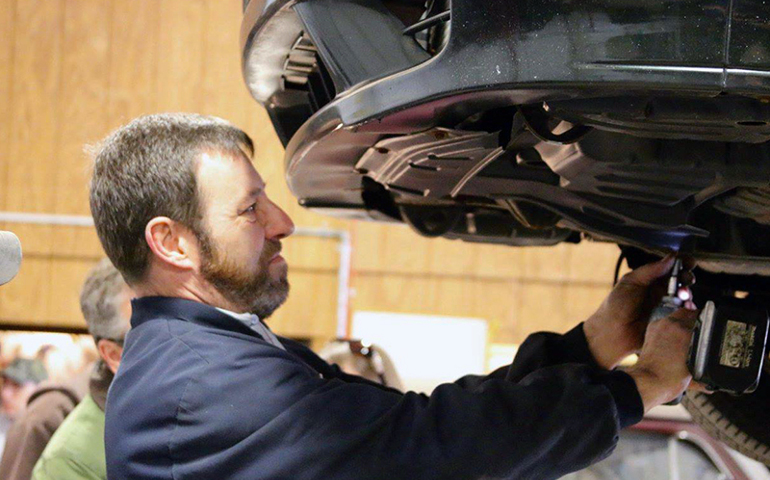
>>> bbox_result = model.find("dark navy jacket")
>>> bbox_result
[105,297,643,480]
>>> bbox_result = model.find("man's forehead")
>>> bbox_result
[197,150,264,198]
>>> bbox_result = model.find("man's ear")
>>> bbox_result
[97,339,124,375]
[144,217,197,271]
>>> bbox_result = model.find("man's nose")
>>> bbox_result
[265,201,295,241]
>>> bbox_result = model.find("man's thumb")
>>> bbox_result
[624,254,675,286]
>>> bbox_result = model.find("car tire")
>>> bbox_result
[683,380,770,466]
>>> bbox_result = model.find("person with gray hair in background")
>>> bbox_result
[29,258,132,480]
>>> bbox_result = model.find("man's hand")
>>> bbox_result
[623,309,698,412]
[584,255,693,370]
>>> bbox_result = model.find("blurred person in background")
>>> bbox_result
[28,259,131,480]
[0,331,97,468]
[0,359,49,422]
[0,346,91,480]
[0,358,48,457]
[0,333,96,370]
[0,341,6,456]
[318,340,403,391]
[35,344,88,387]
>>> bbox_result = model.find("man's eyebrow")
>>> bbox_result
[240,186,265,204]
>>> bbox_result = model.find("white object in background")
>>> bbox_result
[352,311,488,394]
[487,344,519,372]
[0,231,21,285]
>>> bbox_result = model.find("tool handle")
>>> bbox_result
[649,302,680,323]
[650,298,686,405]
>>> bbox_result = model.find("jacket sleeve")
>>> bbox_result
[182,328,644,480]
[506,322,602,381]
[284,323,602,394]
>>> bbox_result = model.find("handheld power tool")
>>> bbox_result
[650,258,769,397]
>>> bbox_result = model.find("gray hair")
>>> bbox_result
[89,113,254,284]
[79,258,130,341]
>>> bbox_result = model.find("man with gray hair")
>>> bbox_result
[31,258,131,480]
[92,112,700,480]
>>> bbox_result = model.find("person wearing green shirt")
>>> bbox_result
[32,259,131,480]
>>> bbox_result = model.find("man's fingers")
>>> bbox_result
[680,255,698,272]
[622,254,675,286]
[665,308,699,330]
[688,381,713,394]
[679,270,696,287]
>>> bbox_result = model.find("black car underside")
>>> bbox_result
[241,0,770,276]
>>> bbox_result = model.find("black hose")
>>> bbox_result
[613,251,627,286]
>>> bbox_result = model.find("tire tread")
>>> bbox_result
[683,392,770,465]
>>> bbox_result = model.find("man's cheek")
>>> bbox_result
[248,227,265,255]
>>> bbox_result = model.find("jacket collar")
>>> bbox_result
[130,296,261,339]
[130,296,326,377]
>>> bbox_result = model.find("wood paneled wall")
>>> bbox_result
[0,0,622,346]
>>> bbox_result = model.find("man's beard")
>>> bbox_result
[198,231,289,319]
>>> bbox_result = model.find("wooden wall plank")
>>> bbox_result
[54,0,111,216]
[471,280,518,344]
[2,226,100,259]
[564,284,612,327]
[5,0,62,252]
[0,0,17,314]
[470,243,525,279]
[155,0,204,112]
[270,269,337,339]
[352,223,431,274]
[353,274,503,319]
[107,0,158,125]
[426,238,480,276]
[0,257,52,323]
[1,0,64,320]
[431,276,478,317]
[515,282,569,337]
[53,0,110,254]
[200,0,249,127]
[567,241,619,284]
[47,0,112,326]
[282,236,338,271]
[352,275,436,316]
[0,0,15,213]
[48,259,96,328]
[521,244,572,281]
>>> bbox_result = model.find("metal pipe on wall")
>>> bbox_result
[0,212,353,339]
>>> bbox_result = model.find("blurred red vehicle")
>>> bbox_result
[563,408,770,480]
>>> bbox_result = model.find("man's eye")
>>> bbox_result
[243,203,257,215]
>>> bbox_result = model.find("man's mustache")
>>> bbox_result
[261,240,282,261]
